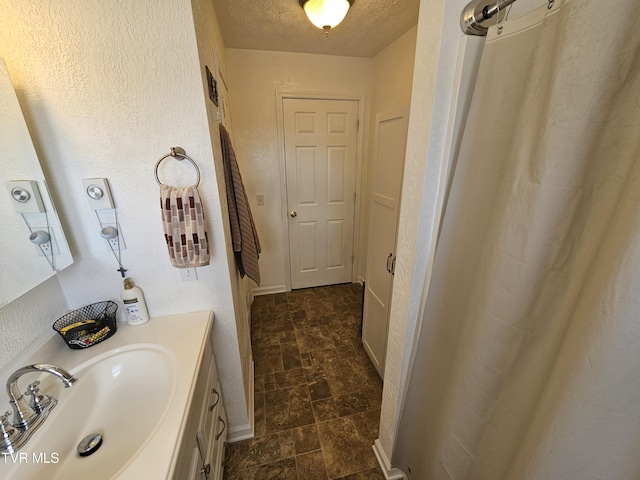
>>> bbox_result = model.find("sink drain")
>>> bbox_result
[77,433,103,457]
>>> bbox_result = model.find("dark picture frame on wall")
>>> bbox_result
[205,65,218,106]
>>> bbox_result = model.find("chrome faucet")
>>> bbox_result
[1,363,77,453]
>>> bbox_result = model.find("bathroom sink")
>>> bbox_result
[1,346,177,479]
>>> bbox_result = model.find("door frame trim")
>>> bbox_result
[276,90,367,291]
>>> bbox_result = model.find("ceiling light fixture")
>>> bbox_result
[299,0,354,35]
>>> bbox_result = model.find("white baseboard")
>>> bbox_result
[356,276,365,285]
[373,439,406,479]
[252,285,287,296]
[228,361,255,444]
[227,423,254,443]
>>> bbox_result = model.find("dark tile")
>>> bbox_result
[254,392,266,438]
[312,396,340,422]
[253,294,274,308]
[305,369,332,401]
[251,313,262,337]
[358,409,382,440]
[261,312,294,335]
[281,342,302,370]
[279,330,297,343]
[334,391,377,417]
[295,450,329,480]
[336,345,358,359]
[232,457,298,480]
[253,344,283,376]
[291,309,307,320]
[309,347,339,364]
[294,424,321,455]
[274,367,306,389]
[224,431,296,472]
[343,467,385,479]
[273,293,288,305]
[253,332,280,347]
[320,358,377,397]
[265,385,315,433]
[296,326,335,353]
[230,285,382,480]
[255,374,265,394]
[301,352,313,367]
[317,413,378,478]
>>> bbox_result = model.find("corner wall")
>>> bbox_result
[190,0,254,439]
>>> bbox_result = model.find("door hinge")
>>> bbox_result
[354,192,356,202]
[356,119,360,132]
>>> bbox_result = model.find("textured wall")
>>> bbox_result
[378,0,454,465]
[0,0,248,429]
[190,0,253,437]
[225,49,373,292]
[0,277,69,368]
[357,26,418,282]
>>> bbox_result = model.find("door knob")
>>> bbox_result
[290,211,298,218]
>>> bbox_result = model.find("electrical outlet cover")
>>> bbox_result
[35,229,60,256]
[102,224,126,251]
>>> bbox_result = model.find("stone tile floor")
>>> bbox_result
[223,283,385,480]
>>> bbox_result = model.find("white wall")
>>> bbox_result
[225,49,373,292]
[377,0,468,471]
[358,27,418,282]
[190,0,254,439]
[0,0,248,431]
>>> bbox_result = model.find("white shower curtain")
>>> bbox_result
[393,0,640,479]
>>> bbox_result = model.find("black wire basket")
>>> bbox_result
[53,301,118,350]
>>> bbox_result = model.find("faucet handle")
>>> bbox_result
[25,381,54,414]
[0,411,19,449]
[1,411,11,425]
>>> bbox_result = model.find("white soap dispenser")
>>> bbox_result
[121,277,150,325]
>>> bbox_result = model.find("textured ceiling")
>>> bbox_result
[213,0,420,58]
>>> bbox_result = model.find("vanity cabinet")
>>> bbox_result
[173,338,227,480]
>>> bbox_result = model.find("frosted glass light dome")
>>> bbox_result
[301,0,352,31]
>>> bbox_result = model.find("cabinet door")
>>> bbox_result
[362,107,409,377]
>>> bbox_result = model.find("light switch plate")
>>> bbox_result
[82,178,114,210]
[6,180,45,213]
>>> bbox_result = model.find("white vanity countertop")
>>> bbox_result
[0,310,213,479]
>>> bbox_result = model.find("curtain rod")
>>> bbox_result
[460,0,518,36]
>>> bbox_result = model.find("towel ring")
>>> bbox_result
[154,146,201,187]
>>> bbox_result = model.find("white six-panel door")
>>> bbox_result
[283,98,358,289]
[362,107,409,377]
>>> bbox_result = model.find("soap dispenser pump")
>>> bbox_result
[121,277,150,325]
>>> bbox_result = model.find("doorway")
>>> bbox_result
[282,97,360,289]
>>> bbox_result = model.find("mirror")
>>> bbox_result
[0,58,73,308]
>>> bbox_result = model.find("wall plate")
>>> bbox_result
[6,180,45,213]
[35,228,61,256]
[82,178,114,210]
[101,223,126,251]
